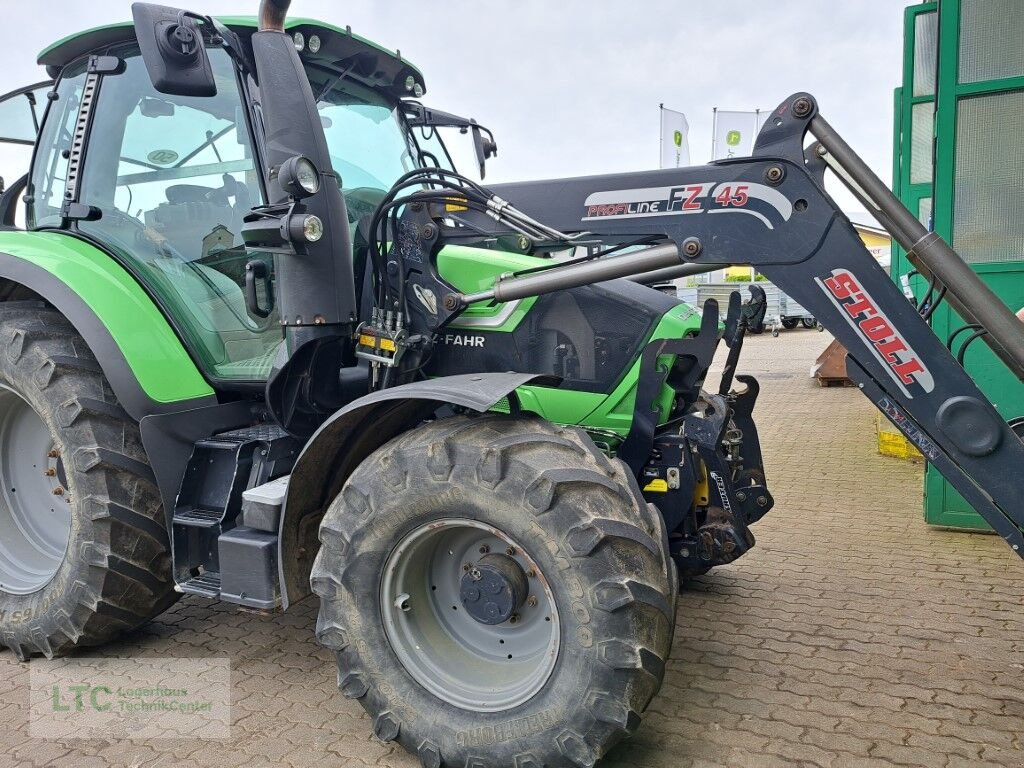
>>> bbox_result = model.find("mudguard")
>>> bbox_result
[0,231,214,419]
[279,371,552,607]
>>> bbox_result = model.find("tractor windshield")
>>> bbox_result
[317,84,417,191]
[312,77,441,219]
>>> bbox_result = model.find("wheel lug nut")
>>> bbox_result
[44,468,56,477]
[478,545,490,554]
[527,569,537,578]
[505,546,516,556]
[462,562,472,571]
[52,487,64,496]
[47,449,59,459]
[527,596,538,608]
[509,614,519,625]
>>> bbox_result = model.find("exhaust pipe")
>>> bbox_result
[259,0,291,31]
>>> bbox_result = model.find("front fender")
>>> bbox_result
[0,230,214,420]
[279,371,552,607]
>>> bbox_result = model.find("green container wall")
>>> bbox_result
[893,0,1024,529]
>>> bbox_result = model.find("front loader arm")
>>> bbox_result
[436,93,1024,557]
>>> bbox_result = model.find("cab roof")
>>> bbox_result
[38,16,425,94]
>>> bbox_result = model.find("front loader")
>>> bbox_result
[0,1,1020,765]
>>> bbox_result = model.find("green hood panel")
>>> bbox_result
[436,245,539,332]
[0,231,213,403]
[514,301,703,434]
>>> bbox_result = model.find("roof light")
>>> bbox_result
[308,34,321,54]
[293,32,305,52]
[405,75,415,92]
[413,82,424,98]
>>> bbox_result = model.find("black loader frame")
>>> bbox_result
[369,92,1024,561]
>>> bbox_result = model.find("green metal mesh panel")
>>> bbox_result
[959,0,1024,83]
[910,102,934,184]
[913,11,938,97]
[953,91,1024,264]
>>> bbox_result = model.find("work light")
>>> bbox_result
[278,155,320,198]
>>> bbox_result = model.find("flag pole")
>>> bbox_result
[711,106,718,160]
[658,103,664,168]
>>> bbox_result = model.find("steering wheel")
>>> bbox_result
[99,206,151,243]
[344,187,387,222]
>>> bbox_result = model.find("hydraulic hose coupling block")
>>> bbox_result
[460,554,530,625]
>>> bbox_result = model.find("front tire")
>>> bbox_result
[312,414,675,767]
[0,305,177,659]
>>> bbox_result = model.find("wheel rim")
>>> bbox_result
[0,385,71,595]
[380,518,560,713]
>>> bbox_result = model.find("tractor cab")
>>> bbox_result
[14,16,464,387]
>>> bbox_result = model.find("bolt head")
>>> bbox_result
[792,97,813,117]
[527,595,539,607]
[479,545,490,554]
[681,237,702,258]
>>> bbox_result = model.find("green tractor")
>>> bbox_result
[2,2,1023,766]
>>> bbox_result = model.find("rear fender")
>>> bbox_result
[279,372,552,607]
[0,231,215,420]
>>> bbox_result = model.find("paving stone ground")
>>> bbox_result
[1,329,1022,768]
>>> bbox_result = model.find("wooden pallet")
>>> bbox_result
[810,339,853,387]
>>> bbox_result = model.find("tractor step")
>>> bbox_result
[172,508,223,528]
[179,571,222,598]
[170,423,299,611]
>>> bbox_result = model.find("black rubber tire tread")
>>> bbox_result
[0,305,177,660]
[312,413,676,768]
[780,317,799,330]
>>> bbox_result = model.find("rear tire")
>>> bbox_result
[312,413,675,767]
[780,317,799,330]
[0,305,177,660]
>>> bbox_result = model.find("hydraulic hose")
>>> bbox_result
[259,0,290,31]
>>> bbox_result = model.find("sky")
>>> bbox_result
[0,0,910,218]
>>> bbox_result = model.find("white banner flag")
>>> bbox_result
[756,109,770,133]
[660,106,690,169]
[712,110,759,160]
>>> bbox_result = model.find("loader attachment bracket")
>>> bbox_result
[618,295,726,473]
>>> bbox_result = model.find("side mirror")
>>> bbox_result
[132,3,216,97]
[471,122,498,180]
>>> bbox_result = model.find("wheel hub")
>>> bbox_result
[380,518,560,712]
[460,553,529,625]
[0,385,72,595]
